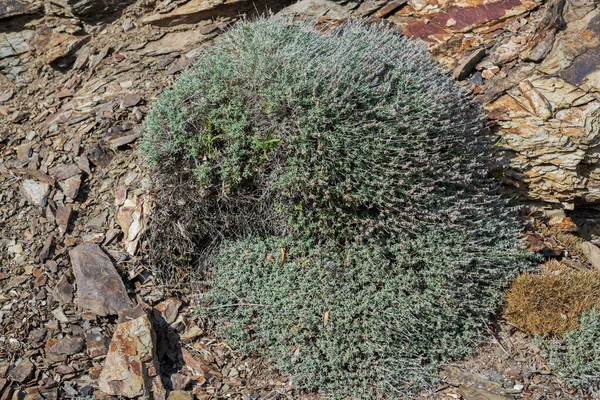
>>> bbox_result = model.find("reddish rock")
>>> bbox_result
[98,315,165,399]
[402,0,537,42]
[69,243,134,317]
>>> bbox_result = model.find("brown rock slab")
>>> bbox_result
[453,48,486,81]
[402,0,538,42]
[0,0,41,20]
[70,243,134,317]
[98,315,166,399]
[8,358,34,383]
[52,274,74,305]
[141,0,283,27]
[29,26,89,64]
[119,93,141,109]
[107,133,140,150]
[56,204,72,235]
[86,330,109,358]
[46,336,84,361]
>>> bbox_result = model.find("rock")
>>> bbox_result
[277,0,353,20]
[547,216,578,232]
[50,163,81,181]
[459,385,512,400]
[107,133,140,149]
[119,93,141,109]
[46,336,84,358]
[581,242,600,272]
[59,174,82,200]
[48,0,120,16]
[170,373,192,390]
[0,89,13,103]
[56,204,72,234]
[52,274,74,305]
[402,0,539,43]
[29,26,89,64]
[521,0,566,62]
[98,315,166,400]
[70,243,134,317]
[141,0,287,27]
[452,48,486,81]
[86,330,109,358]
[168,390,193,400]
[0,0,40,20]
[20,179,50,207]
[154,297,182,325]
[518,81,552,120]
[443,366,507,395]
[8,358,34,383]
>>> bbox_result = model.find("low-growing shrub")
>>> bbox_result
[141,18,532,398]
[539,310,600,389]
[504,260,600,335]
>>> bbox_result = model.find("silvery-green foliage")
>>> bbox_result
[141,18,531,398]
[540,310,600,389]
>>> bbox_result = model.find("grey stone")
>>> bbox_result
[20,179,50,207]
[581,242,600,272]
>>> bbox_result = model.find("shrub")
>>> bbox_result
[539,310,600,388]
[504,260,600,335]
[141,19,532,398]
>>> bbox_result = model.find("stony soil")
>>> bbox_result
[1,0,600,399]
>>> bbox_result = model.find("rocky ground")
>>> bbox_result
[1,0,600,399]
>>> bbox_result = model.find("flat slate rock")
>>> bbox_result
[98,315,166,399]
[70,243,134,317]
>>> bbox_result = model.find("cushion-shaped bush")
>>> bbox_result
[540,310,600,389]
[141,18,531,398]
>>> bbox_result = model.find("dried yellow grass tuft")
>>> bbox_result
[505,260,600,335]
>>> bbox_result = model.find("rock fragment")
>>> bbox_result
[8,358,34,383]
[521,0,566,62]
[581,242,600,272]
[452,48,486,81]
[0,0,41,19]
[48,0,120,16]
[20,179,50,207]
[154,297,182,325]
[98,315,166,399]
[53,274,74,305]
[29,26,89,64]
[46,336,84,361]
[168,390,193,400]
[70,243,134,317]
[518,81,552,120]
[56,204,72,234]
